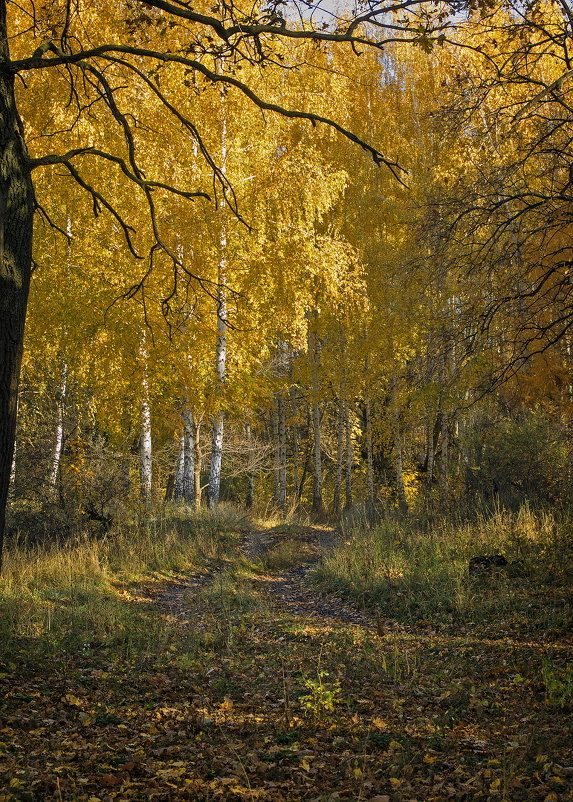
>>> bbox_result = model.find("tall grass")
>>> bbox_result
[0,503,249,649]
[312,505,573,628]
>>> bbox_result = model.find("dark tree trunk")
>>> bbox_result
[0,3,35,570]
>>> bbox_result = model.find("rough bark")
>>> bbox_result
[181,406,195,504]
[425,415,435,488]
[174,430,186,501]
[440,413,449,502]
[0,2,36,568]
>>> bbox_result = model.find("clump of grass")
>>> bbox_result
[311,505,572,629]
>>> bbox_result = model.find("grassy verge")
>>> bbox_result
[0,505,572,800]
[311,505,573,635]
[0,503,249,656]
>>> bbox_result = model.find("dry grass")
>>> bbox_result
[0,504,248,647]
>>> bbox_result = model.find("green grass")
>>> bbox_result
[0,504,248,653]
[311,505,573,631]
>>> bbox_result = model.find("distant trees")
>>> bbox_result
[6,0,573,565]
[0,0,460,566]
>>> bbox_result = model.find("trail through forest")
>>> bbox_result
[150,526,374,628]
[1,523,571,801]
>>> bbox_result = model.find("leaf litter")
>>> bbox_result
[0,526,571,801]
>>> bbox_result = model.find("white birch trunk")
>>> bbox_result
[49,361,67,490]
[182,407,194,504]
[140,384,153,503]
[140,341,152,503]
[174,431,185,501]
[193,417,202,510]
[208,95,228,509]
[175,406,195,504]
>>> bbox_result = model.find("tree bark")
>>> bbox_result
[312,399,323,515]
[140,372,153,503]
[174,405,195,505]
[365,396,375,512]
[193,416,202,510]
[344,399,353,510]
[272,395,287,514]
[208,104,227,509]
[392,380,408,515]
[174,430,185,501]
[307,311,324,517]
[0,3,36,569]
[333,395,343,514]
[49,361,67,491]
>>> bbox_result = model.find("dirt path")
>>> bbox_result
[139,526,376,629]
[243,526,377,627]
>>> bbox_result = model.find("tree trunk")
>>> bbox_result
[307,311,324,517]
[193,417,202,510]
[0,7,36,568]
[312,400,323,516]
[208,107,227,509]
[344,400,353,509]
[392,379,408,515]
[244,421,254,509]
[292,424,299,505]
[440,413,449,502]
[425,414,435,488]
[181,406,194,504]
[273,394,287,514]
[365,396,375,512]
[174,405,195,505]
[140,373,153,503]
[174,430,185,501]
[333,396,344,514]
[49,362,67,491]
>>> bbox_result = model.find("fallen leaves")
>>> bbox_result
[0,528,571,800]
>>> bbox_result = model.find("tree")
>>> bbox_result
[1,0,462,565]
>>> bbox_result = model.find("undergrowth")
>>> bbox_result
[311,505,573,632]
[0,503,248,653]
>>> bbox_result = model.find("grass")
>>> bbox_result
[260,537,316,571]
[311,505,573,632]
[0,503,247,653]
[0,503,571,800]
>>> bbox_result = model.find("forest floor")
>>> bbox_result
[0,523,572,801]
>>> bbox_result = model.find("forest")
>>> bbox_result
[0,0,572,799]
